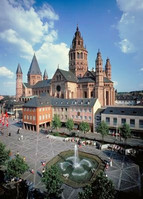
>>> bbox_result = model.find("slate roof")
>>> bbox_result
[23,95,52,108]
[104,77,113,83]
[78,77,95,83]
[102,106,143,116]
[23,96,97,108]
[27,54,42,75]
[32,79,51,88]
[58,69,77,83]
[23,83,33,88]
[16,64,22,74]
[52,98,97,107]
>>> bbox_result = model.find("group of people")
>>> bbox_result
[31,161,46,177]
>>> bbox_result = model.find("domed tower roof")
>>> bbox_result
[16,63,23,74]
[72,25,84,49]
[43,69,48,80]
[27,54,41,75]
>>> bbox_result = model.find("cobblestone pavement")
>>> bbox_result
[0,119,141,198]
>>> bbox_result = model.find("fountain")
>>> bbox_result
[48,144,104,187]
[73,144,79,168]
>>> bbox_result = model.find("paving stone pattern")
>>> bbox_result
[0,119,141,198]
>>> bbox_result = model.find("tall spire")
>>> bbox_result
[27,54,42,86]
[16,63,23,74]
[43,69,48,80]
[27,54,41,75]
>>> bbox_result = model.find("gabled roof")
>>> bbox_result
[27,54,41,75]
[32,79,51,88]
[57,69,77,83]
[16,64,22,74]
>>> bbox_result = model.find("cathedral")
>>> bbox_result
[16,26,115,106]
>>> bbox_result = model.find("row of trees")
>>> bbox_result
[52,114,131,143]
[97,121,131,143]
[52,114,90,137]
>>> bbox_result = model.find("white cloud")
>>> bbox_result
[37,3,59,20]
[117,0,143,12]
[0,66,14,78]
[37,42,69,74]
[116,0,143,54]
[113,80,118,87]
[119,38,135,53]
[140,68,143,71]
[0,0,69,80]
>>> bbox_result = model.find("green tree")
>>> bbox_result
[79,172,115,199]
[96,121,109,141]
[52,114,61,130]
[79,122,90,138]
[78,184,93,199]
[7,155,29,178]
[119,123,131,143]
[42,165,63,199]
[66,119,74,133]
[0,142,10,166]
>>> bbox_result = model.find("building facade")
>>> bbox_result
[16,26,115,107]
[101,106,143,137]
[23,95,101,133]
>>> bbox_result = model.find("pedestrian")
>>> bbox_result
[21,135,23,140]
[16,151,19,156]
[31,169,34,174]
[42,161,46,166]
[23,156,26,161]
[42,168,45,177]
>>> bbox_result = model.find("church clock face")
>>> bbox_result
[56,85,61,92]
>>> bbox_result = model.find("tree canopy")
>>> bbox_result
[119,123,131,142]
[42,165,63,198]
[0,142,10,166]
[79,122,90,135]
[52,114,61,130]
[7,155,29,178]
[78,172,115,199]
[66,119,74,132]
[96,121,109,140]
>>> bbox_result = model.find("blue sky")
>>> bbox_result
[0,0,143,95]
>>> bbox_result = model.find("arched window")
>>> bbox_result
[77,52,80,59]
[81,52,83,59]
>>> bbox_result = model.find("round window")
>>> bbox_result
[56,85,61,92]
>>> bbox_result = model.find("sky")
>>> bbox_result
[0,0,143,95]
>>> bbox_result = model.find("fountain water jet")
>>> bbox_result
[73,144,79,168]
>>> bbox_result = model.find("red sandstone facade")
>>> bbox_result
[16,26,115,107]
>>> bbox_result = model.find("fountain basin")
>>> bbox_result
[47,150,105,188]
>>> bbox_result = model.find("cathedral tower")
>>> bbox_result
[27,54,42,86]
[16,64,23,101]
[69,26,88,77]
[105,58,111,80]
[95,50,104,106]
[43,69,48,80]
